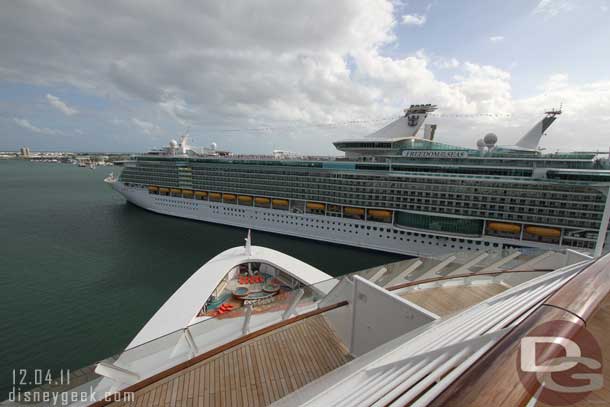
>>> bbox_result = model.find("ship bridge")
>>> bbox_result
[334,104,437,159]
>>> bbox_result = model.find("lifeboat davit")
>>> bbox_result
[487,222,521,234]
[525,226,561,238]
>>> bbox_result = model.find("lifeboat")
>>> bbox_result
[255,197,270,205]
[209,192,221,200]
[194,191,207,197]
[147,186,158,192]
[238,195,252,203]
[368,209,392,219]
[223,194,237,201]
[159,187,169,194]
[182,190,194,196]
[344,207,365,216]
[487,222,521,234]
[306,202,325,210]
[170,188,182,194]
[272,199,289,206]
[525,226,561,238]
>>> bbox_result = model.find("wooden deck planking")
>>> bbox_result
[109,315,351,407]
[400,283,507,316]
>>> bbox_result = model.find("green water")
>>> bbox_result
[0,160,404,397]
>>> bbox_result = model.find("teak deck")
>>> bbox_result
[108,315,351,407]
[400,283,507,316]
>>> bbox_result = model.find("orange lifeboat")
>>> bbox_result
[159,187,169,194]
[238,195,252,203]
[487,222,521,234]
[182,189,193,196]
[255,197,270,205]
[306,202,325,210]
[170,188,182,194]
[344,207,365,216]
[525,226,561,238]
[194,191,207,197]
[223,193,237,201]
[209,192,221,200]
[272,199,289,206]
[368,209,392,219]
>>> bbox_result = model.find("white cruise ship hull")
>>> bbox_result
[109,180,561,257]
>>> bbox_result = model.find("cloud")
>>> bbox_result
[0,1,608,154]
[131,118,161,135]
[533,0,574,18]
[13,118,61,135]
[433,57,460,70]
[46,94,78,116]
[489,36,504,42]
[401,14,427,26]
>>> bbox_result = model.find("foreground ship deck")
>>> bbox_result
[106,315,351,407]
[10,239,610,407]
[108,104,610,258]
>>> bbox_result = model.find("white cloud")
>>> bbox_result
[433,56,460,69]
[13,118,61,135]
[489,36,504,42]
[0,1,608,153]
[513,74,610,151]
[131,118,161,135]
[533,0,574,18]
[401,14,427,26]
[46,94,78,116]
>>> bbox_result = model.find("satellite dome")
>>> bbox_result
[476,139,486,148]
[169,139,178,148]
[210,142,217,150]
[483,133,498,146]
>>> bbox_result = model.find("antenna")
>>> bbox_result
[545,103,562,117]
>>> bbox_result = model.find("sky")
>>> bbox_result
[0,0,609,154]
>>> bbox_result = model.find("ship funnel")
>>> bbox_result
[367,104,437,139]
[515,108,561,150]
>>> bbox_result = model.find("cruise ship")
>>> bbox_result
[106,105,610,257]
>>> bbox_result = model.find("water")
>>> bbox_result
[0,160,404,397]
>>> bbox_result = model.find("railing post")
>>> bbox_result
[242,304,253,335]
[184,329,199,359]
[95,362,140,386]
[282,289,304,320]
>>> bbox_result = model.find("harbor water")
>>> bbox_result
[0,159,404,398]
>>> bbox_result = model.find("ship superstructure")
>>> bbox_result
[107,105,610,257]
